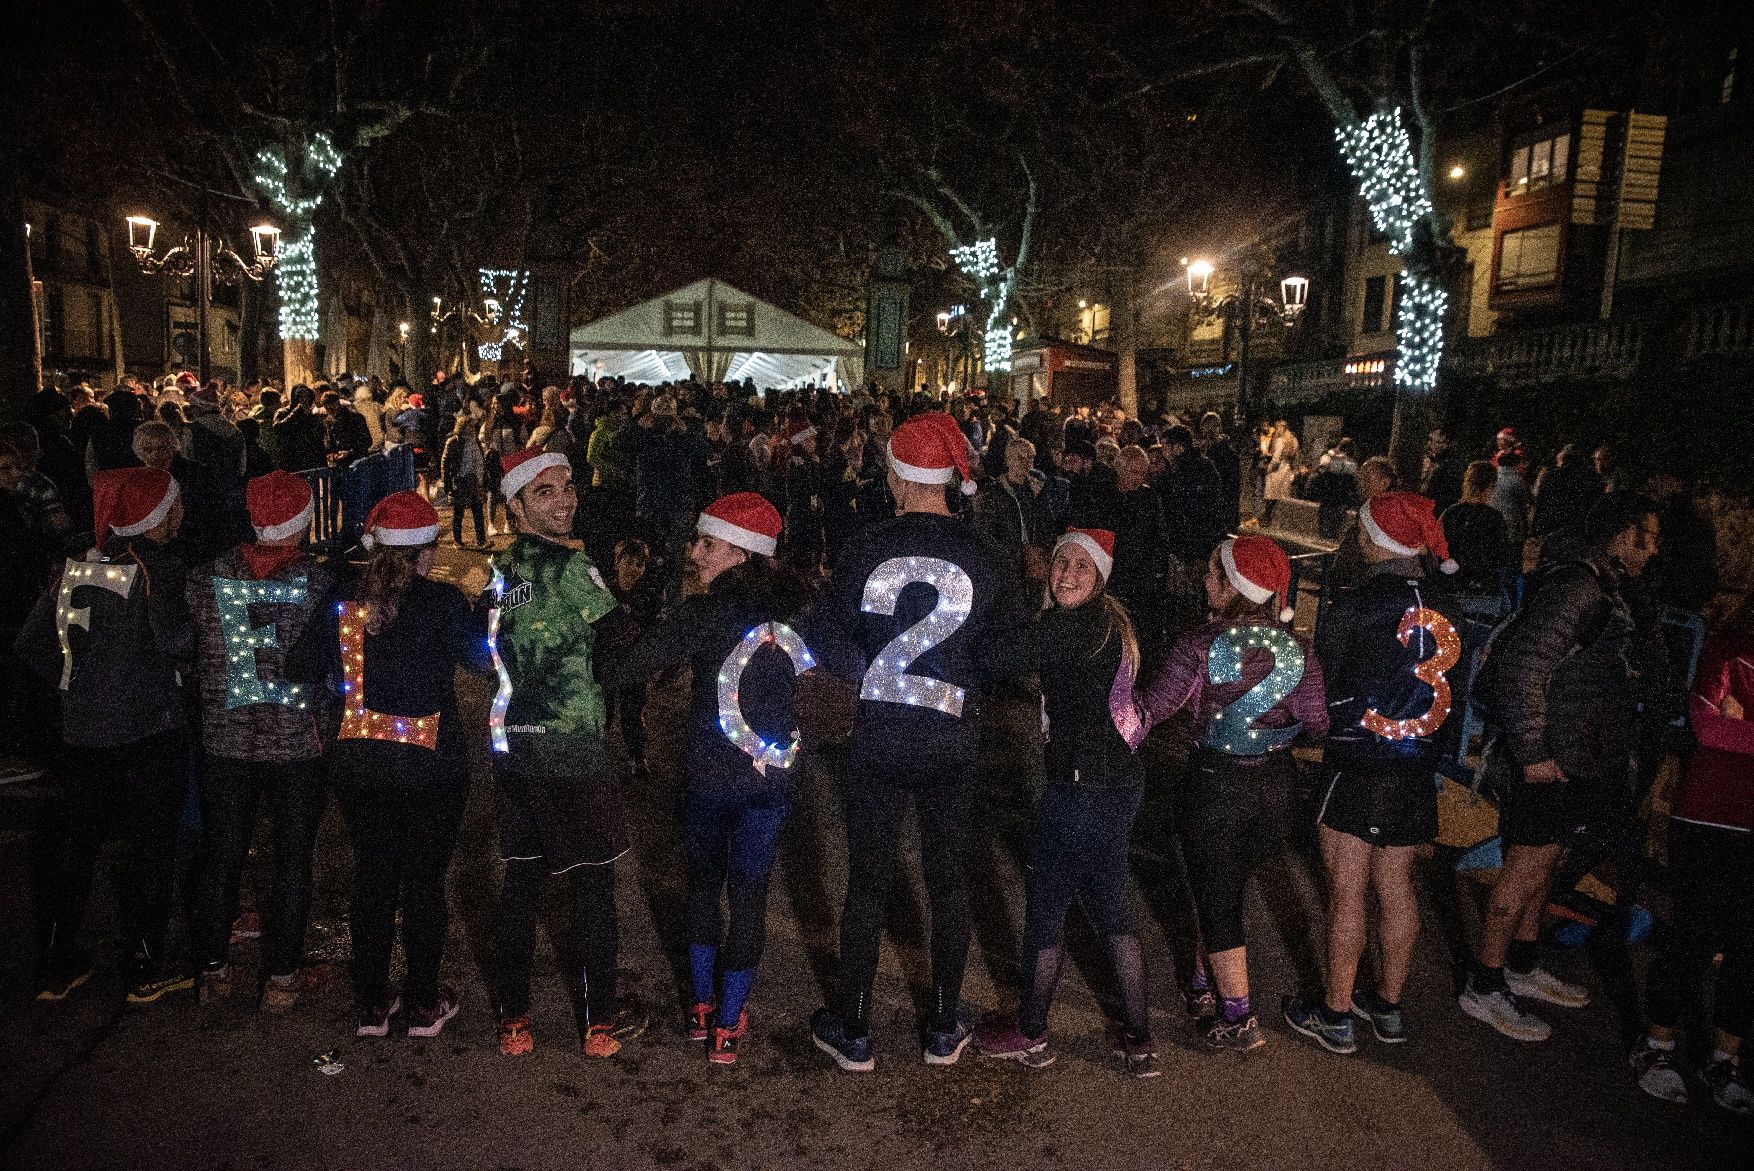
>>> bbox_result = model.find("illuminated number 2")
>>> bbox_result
[1204,625,1305,752]
[718,621,815,774]
[858,556,974,716]
[54,559,138,690]
[1362,607,1461,740]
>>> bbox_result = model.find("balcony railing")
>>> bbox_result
[1268,353,1393,402]
[1444,319,1645,384]
[1686,301,1754,359]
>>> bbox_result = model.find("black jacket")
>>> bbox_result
[1157,450,1227,564]
[1317,560,1464,765]
[609,562,830,798]
[17,535,192,747]
[810,510,1031,774]
[1487,551,1642,781]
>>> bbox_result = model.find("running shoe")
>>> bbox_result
[356,997,401,1038]
[923,1007,974,1066]
[1351,988,1407,1044]
[1504,966,1590,1009]
[583,998,650,1058]
[126,964,194,1006]
[198,964,234,1006]
[261,963,331,1015]
[1116,1035,1161,1079]
[35,951,96,1002]
[710,1009,749,1066]
[1204,1014,1265,1052]
[498,1014,535,1057]
[1631,1043,1688,1104]
[688,1001,714,1043]
[1184,985,1218,1024]
[229,911,263,943]
[0,757,46,785]
[1703,1056,1754,1116]
[407,986,461,1038]
[974,1017,1054,1068]
[810,1008,875,1073]
[583,1024,621,1058]
[1282,995,1357,1055]
[1457,978,1551,1042]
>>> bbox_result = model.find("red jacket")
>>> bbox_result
[1674,630,1754,832]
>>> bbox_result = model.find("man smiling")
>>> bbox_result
[487,448,646,1059]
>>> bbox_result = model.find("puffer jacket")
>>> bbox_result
[15,535,192,747]
[1488,551,1642,781]
[187,546,336,762]
[1317,560,1464,765]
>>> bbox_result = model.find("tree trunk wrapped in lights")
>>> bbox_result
[253,132,343,385]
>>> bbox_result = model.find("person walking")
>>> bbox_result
[440,410,488,548]
[287,492,491,1039]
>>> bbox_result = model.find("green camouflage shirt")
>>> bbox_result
[491,535,618,744]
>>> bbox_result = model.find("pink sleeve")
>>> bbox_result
[1139,633,1205,730]
[1691,646,1754,756]
[1290,642,1330,740]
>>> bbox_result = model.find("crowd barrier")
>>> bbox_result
[296,447,417,555]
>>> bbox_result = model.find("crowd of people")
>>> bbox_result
[0,367,1747,1110]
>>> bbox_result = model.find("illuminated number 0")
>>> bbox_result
[858,556,974,716]
[1361,607,1460,740]
[1205,625,1305,752]
[717,621,815,774]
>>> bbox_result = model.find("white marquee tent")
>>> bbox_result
[570,278,864,388]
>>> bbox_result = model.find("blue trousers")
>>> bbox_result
[682,785,788,971]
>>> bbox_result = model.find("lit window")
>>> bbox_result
[1496,224,1562,290]
[1507,131,1570,195]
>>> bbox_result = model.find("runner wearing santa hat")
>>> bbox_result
[286,490,491,1040]
[485,448,648,1058]
[186,470,336,1013]
[18,467,197,1005]
[1136,534,1329,1051]
[1284,491,1464,1055]
[608,492,845,1064]
[972,529,1162,1077]
[809,412,1032,1071]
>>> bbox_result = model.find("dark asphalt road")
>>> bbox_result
[1,542,1748,1170]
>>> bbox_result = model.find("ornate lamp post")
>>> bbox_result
[1185,257,1310,422]
[126,214,280,382]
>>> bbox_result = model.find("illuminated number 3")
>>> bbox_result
[718,621,815,774]
[858,556,974,716]
[1205,624,1305,752]
[1361,607,1461,740]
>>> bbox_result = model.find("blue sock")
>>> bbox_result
[720,968,755,1026]
[1190,967,1211,992]
[689,944,717,1007]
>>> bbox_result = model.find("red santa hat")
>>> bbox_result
[696,491,782,557]
[888,412,976,495]
[247,469,314,542]
[499,448,570,500]
[1054,527,1115,581]
[1219,535,1296,623]
[1360,491,1458,574]
[360,491,439,548]
[174,370,200,391]
[90,467,179,555]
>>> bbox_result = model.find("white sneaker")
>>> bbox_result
[1505,966,1591,1008]
[1631,1044,1688,1104]
[1458,979,1551,1042]
[1704,1057,1754,1116]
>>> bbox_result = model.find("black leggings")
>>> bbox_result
[40,730,187,963]
[838,764,974,1034]
[193,755,325,977]
[684,785,788,971]
[1176,748,1295,955]
[1023,783,1143,950]
[332,751,468,1013]
[1646,820,1754,1038]
[494,857,618,1024]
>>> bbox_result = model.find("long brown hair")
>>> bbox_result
[357,542,428,635]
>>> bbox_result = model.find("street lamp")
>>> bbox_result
[126,211,281,381]
[1185,258,1313,421]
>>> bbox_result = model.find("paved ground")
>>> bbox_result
[1,539,1749,1170]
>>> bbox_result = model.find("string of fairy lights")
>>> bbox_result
[1335,107,1446,393]
[252,133,344,343]
[949,236,1015,374]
